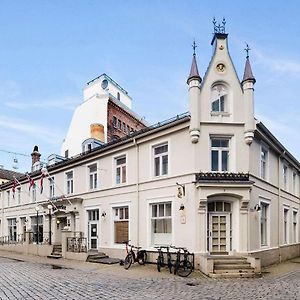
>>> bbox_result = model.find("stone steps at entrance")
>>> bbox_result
[209,256,260,279]
[87,252,120,264]
[48,243,62,259]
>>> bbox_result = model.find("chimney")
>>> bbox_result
[90,123,104,142]
[31,145,41,167]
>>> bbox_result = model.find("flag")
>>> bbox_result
[40,165,48,194]
[12,176,21,199]
[40,173,46,194]
[26,173,35,191]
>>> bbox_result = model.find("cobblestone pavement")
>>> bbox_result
[0,256,299,300]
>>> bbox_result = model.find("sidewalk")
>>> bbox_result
[0,249,299,279]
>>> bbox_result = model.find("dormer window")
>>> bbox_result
[211,84,228,112]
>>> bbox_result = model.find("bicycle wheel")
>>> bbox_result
[157,256,162,272]
[124,254,133,270]
[137,250,147,265]
[167,258,173,274]
[177,260,193,277]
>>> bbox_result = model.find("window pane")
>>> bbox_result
[162,155,168,175]
[165,203,171,216]
[222,150,228,171]
[152,205,157,217]
[116,167,121,184]
[89,165,97,172]
[212,99,219,112]
[122,166,126,183]
[120,208,124,219]
[211,140,220,147]
[220,95,225,111]
[211,150,218,171]
[117,157,126,165]
[154,157,160,176]
[154,144,168,155]
[220,140,229,147]
[94,174,97,188]
[125,207,129,219]
[159,204,164,217]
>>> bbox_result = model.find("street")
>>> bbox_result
[0,257,299,299]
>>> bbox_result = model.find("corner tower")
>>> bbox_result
[242,44,256,145]
[187,41,202,143]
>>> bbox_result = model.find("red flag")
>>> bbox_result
[26,173,35,191]
[12,177,17,198]
[40,173,46,194]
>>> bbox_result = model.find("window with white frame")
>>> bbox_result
[49,176,55,198]
[260,146,268,180]
[88,164,98,190]
[260,202,269,246]
[211,84,228,113]
[283,207,289,244]
[8,218,17,242]
[113,206,129,244]
[211,138,229,172]
[17,187,21,205]
[151,202,172,245]
[283,165,288,190]
[66,171,74,194]
[153,143,168,177]
[115,156,126,184]
[32,185,36,202]
[292,171,297,195]
[293,210,298,243]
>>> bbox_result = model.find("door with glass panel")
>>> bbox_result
[209,214,230,253]
[87,209,99,250]
[207,201,232,254]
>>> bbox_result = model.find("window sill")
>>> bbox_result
[210,112,230,117]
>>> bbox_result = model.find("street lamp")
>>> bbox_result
[35,206,40,244]
[47,204,52,245]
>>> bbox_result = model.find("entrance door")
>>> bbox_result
[209,214,230,254]
[88,221,98,250]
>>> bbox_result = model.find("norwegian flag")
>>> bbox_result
[40,173,46,194]
[11,176,21,199]
[26,173,35,191]
[40,166,48,194]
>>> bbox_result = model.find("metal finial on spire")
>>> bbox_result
[213,17,226,34]
[244,42,251,59]
[192,40,197,55]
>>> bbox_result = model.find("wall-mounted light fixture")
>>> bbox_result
[101,211,107,218]
[254,204,261,211]
[176,182,185,198]
[179,204,185,211]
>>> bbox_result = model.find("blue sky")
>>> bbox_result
[0,0,300,172]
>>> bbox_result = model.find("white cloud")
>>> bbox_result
[253,48,300,76]
[0,115,64,146]
[4,96,81,110]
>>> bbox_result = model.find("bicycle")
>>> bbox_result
[123,240,147,270]
[171,246,193,277]
[155,246,172,273]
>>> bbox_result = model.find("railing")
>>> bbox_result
[0,234,24,245]
[28,231,44,244]
[67,237,87,253]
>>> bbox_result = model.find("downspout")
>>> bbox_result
[133,138,140,246]
[278,151,285,263]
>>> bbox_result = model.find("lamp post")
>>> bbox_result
[35,206,39,244]
[47,204,52,245]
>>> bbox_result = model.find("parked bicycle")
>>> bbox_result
[123,240,147,270]
[155,246,172,273]
[170,246,193,277]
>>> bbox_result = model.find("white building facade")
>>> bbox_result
[0,25,299,273]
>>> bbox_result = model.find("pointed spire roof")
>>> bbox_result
[187,41,202,84]
[242,44,256,84]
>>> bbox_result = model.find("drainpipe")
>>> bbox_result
[278,151,285,263]
[133,138,140,246]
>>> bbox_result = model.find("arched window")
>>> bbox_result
[211,84,228,112]
[117,92,120,100]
